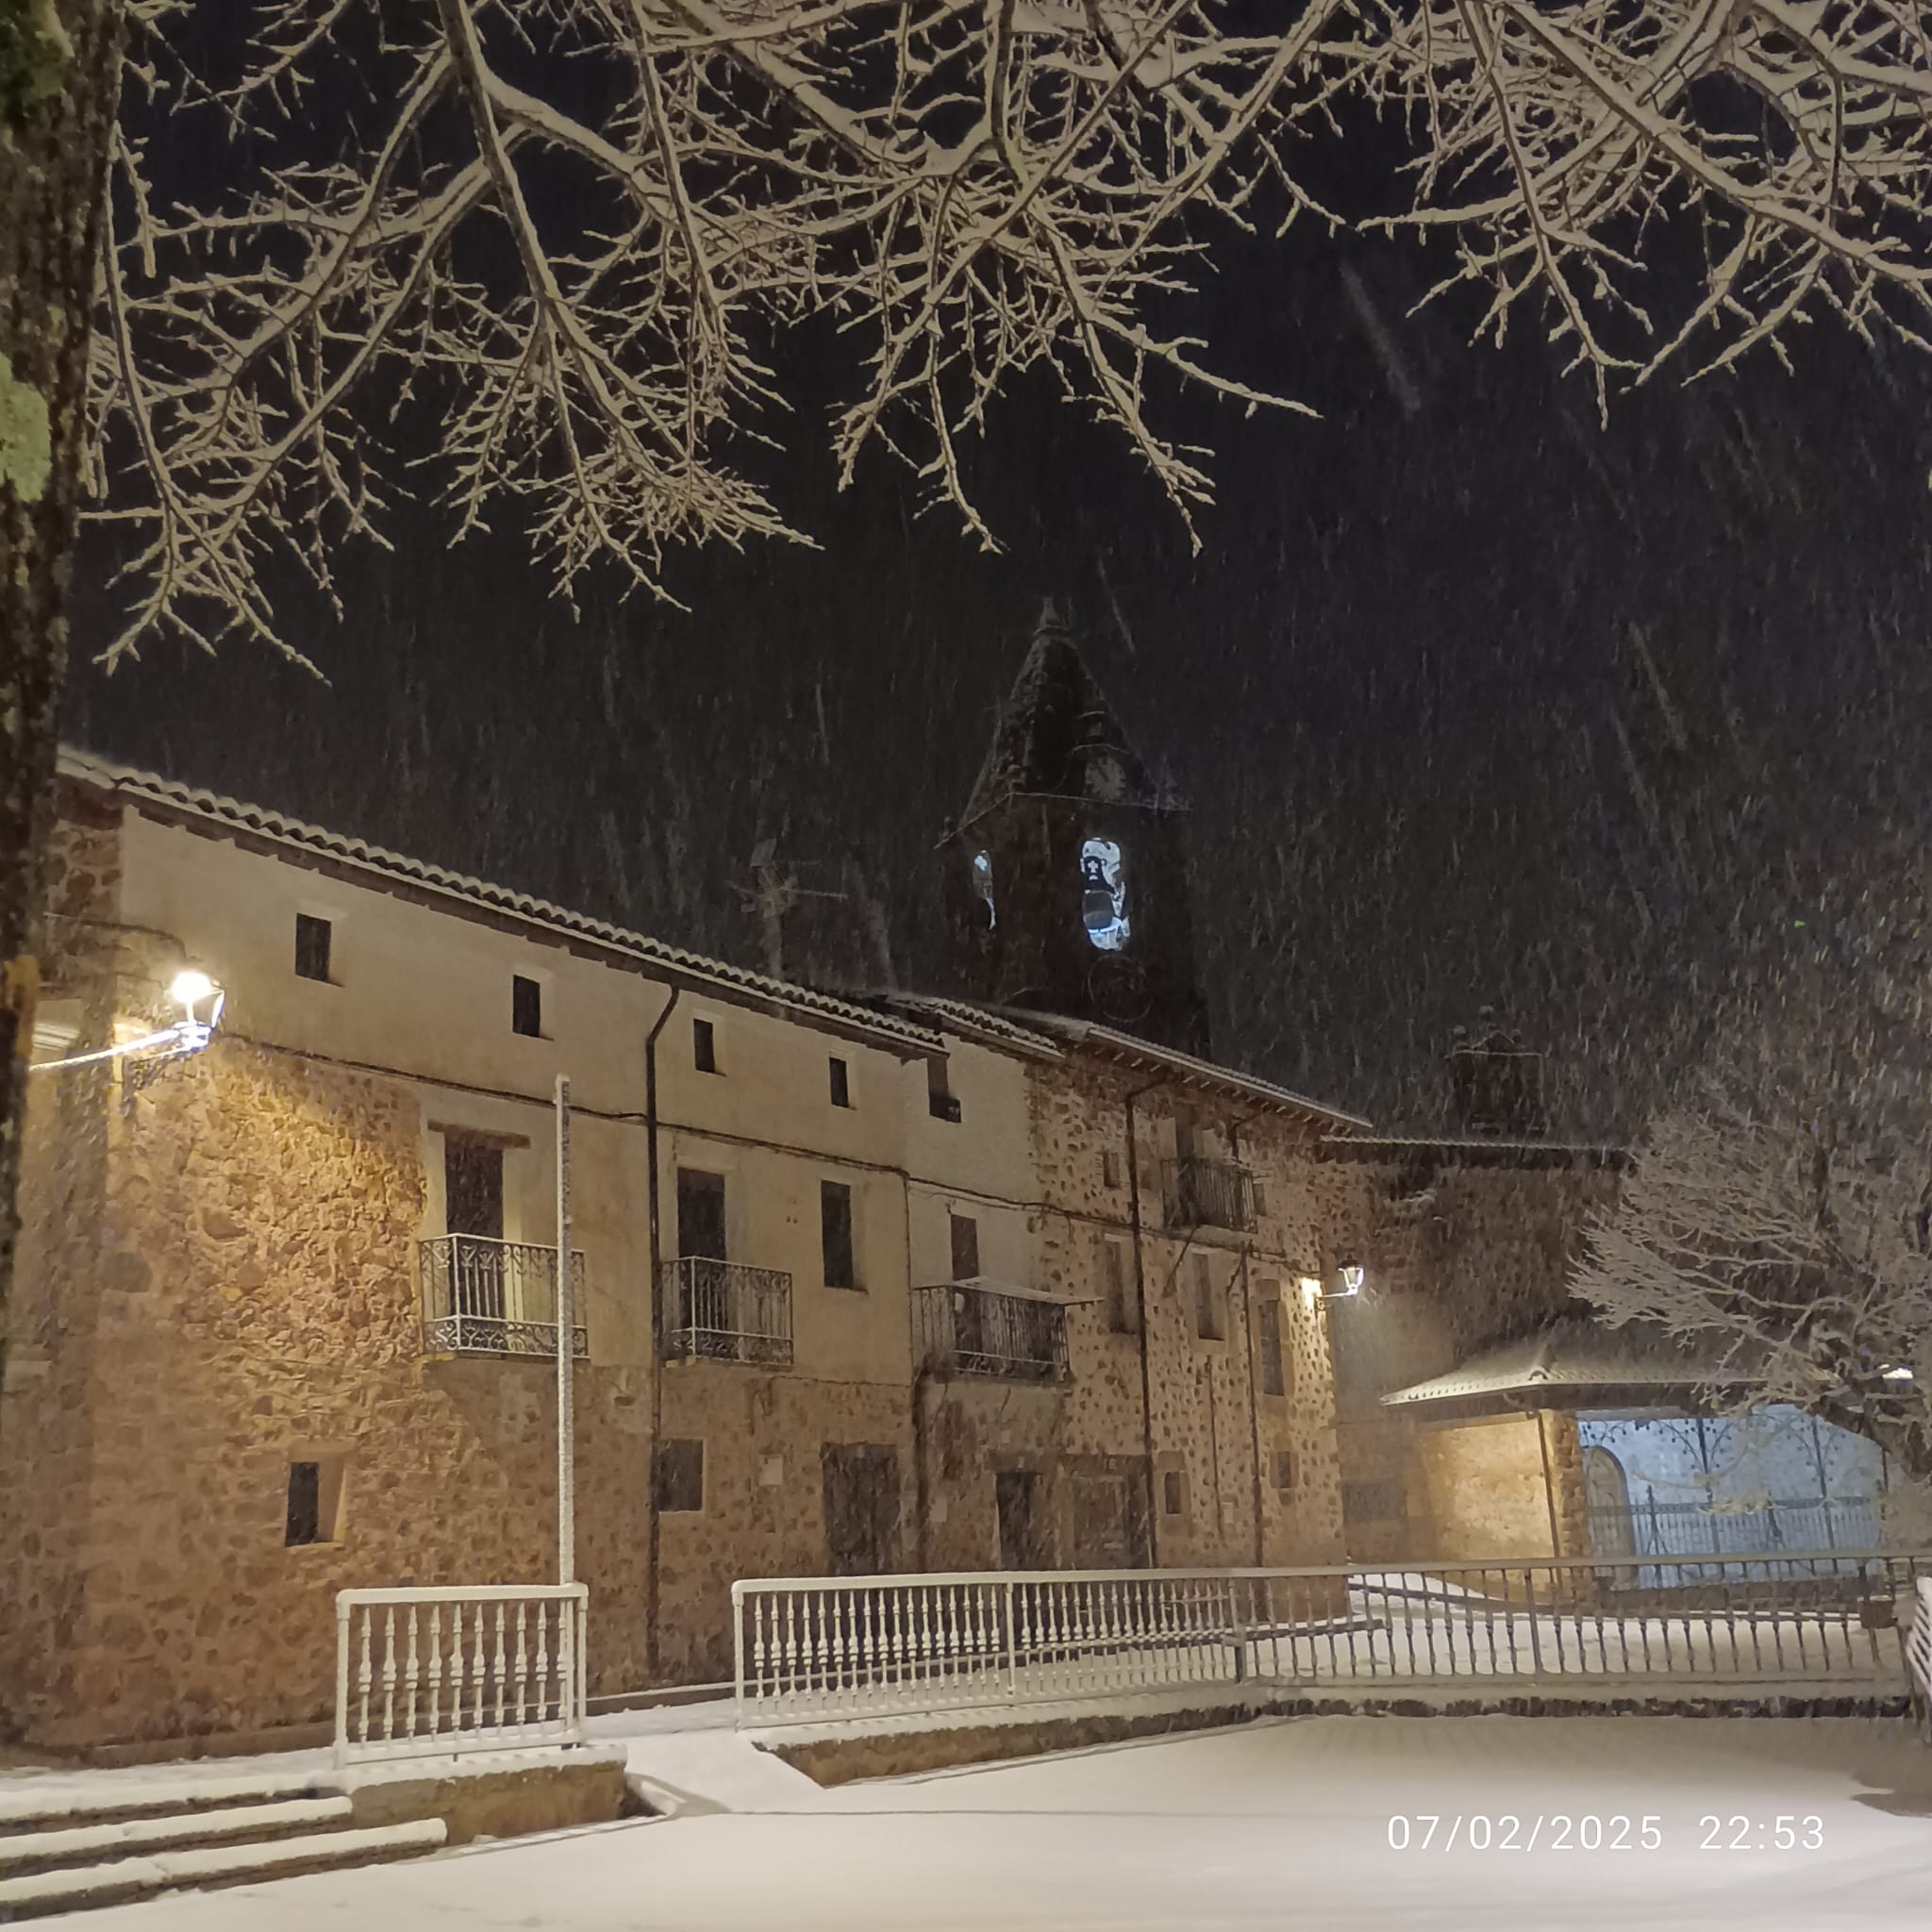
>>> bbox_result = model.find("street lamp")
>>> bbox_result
[167,969,224,1051]
[1302,1265,1364,1307]
[30,967,225,1075]
[170,968,215,1008]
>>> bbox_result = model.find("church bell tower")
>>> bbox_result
[941,604,1209,1056]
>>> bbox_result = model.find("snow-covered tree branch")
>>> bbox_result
[1574,943,1932,1484]
[84,0,1932,663]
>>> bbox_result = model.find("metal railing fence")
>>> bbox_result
[913,1283,1070,1383]
[732,1553,1929,1728]
[661,1257,793,1366]
[419,1236,587,1358]
[1588,1494,1888,1572]
[1163,1157,1256,1232]
[335,1585,588,1766]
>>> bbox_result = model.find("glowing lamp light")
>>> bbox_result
[29,963,225,1078]
[170,968,216,1008]
[1305,1265,1364,1306]
[167,968,225,1056]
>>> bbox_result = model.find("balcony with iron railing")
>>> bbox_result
[661,1257,793,1367]
[914,1282,1071,1385]
[1164,1156,1256,1233]
[419,1236,587,1358]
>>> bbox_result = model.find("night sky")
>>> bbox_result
[61,192,1932,1137]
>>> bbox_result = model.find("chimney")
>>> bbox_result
[1447,1009,1548,1138]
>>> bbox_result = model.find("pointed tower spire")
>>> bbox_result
[959,601,1158,833]
[940,601,1208,1055]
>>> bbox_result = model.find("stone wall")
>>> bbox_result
[1,795,123,1742]
[656,1366,917,1682]
[5,1022,651,1748]
[4,1012,1370,1745]
[913,1050,1353,1576]
[1324,1147,1619,1558]
[646,1035,1365,1682]
[1414,1413,1560,1559]
[4,788,1377,1750]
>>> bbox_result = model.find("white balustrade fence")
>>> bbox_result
[1907,1578,1932,1730]
[335,1586,588,1767]
[733,1553,1930,1728]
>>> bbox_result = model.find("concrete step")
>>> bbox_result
[0,1817,447,1920]
[0,1773,325,1835]
[0,1796,356,1878]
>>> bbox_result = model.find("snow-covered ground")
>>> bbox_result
[67,1709,1932,1929]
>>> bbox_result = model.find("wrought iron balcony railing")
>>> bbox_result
[914,1283,1070,1385]
[1164,1156,1257,1233]
[420,1236,587,1358]
[662,1257,793,1367]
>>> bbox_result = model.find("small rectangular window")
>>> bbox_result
[284,1456,343,1546]
[1257,1294,1285,1396]
[443,1138,505,1240]
[675,1168,727,1261]
[285,1462,322,1546]
[828,1057,851,1108]
[293,913,332,984]
[1192,1254,1223,1341]
[1102,1150,1123,1191]
[511,974,542,1038]
[949,1211,979,1282]
[822,1180,857,1290]
[657,1440,705,1513]
[1102,1238,1137,1334]
[1161,1470,1186,1517]
[692,1017,718,1074]
[1251,1178,1269,1216]
[927,1058,961,1123]
[1274,1451,1297,1491]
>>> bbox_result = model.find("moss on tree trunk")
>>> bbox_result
[0,0,125,1439]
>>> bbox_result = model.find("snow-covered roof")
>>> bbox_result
[58,749,942,1057]
[873,993,1065,1058]
[1318,1134,1625,1167]
[1381,1322,1748,1408]
[993,1008,1371,1130]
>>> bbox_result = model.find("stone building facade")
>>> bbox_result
[1320,1133,1625,1563]
[28,619,1806,1757]
[3,698,1365,1748]
[903,1008,1362,1582]
[29,617,1722,1753]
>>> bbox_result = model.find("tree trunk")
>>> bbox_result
[0,0,125,1401]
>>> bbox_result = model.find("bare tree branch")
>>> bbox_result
[83,2,1932,659]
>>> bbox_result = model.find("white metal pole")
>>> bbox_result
[556,1074,575,1588]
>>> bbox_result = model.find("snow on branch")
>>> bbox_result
[85,1,1932,658]
[1353,0,1932,393]
[1575,973,1932,1482]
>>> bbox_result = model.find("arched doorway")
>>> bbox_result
[1582,1444,1637,1580]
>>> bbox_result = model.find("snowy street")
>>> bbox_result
[68,1712,1932,1930]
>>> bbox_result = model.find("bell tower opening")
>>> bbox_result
[1079,838,1129,951]
[941,601,1208,1055]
